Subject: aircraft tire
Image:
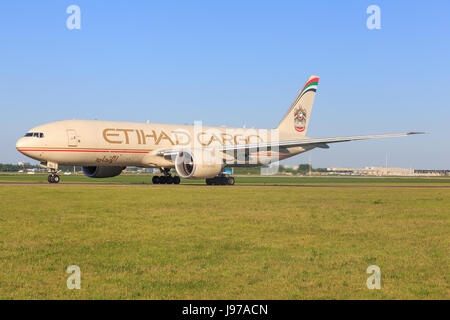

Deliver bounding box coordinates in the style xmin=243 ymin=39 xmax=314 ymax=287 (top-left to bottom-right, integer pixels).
xmin=173 ymin=176 xmax=181 ymax=184
xmin=159 ymin=176 xmax=167 ymax=184
xmin=166 ymin=176 xmax=174 ymax=184
xmin=53 ymin=175 xmax=60 ymax=183
xmin=152 ymin=176 xmax=160 ymax=184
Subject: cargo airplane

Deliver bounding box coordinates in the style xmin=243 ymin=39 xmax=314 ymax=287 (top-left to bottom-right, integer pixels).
xmin=16 ymin=76 xmax=422 ymax=184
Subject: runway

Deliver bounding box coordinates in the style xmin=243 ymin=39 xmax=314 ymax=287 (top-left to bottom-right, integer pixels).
xmin=1 ymin=182 xmax=450 ymax=188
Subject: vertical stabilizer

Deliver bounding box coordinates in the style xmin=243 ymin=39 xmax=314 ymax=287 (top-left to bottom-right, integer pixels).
xmin=276 ymin=75 xmax=319 ymax=136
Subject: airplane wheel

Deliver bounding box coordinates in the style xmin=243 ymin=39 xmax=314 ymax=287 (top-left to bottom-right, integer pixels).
xmin=53 ymin=175 xmax=60 ymax=183
xmin=173 ymin=176 xmax=181 ymax=185
xmin=48 ymin=175 xmax=53 ymax=183
xmin=166 ymin=176 xmax=174 ymax=184
xmin=152 ymin=176 xmax=160 ymax=184
xmin=159 ymin=176 xmax=167 ymax=184
xmin=206 ymin=177 xmax=232 ymax=185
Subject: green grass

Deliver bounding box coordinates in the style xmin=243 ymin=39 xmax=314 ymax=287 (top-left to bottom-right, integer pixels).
xmin=2 ymin=173 xmax=450 ymax=186
xmin=0 ymin=184 xmax=448 ymax=299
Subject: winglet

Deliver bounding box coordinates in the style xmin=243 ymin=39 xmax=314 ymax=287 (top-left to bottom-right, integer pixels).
xmin=407 ymin=131 xmax=427 ymax=135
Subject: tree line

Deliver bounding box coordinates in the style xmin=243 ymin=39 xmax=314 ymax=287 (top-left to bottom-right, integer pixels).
xmin=0 ymin=163 xmax=82 ymax=172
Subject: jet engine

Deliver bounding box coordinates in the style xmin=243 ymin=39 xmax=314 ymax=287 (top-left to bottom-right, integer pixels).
xmin=82 ymin=166 xmax=125 ymax=178
xmin=174 ymin=150 xmax=224 ymax=179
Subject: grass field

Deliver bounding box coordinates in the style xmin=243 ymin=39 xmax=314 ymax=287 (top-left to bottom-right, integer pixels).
xmin=2 ymin=173 xmax=450 ymax=186
xmin=0 ymin=178 xmax=449 ymax=299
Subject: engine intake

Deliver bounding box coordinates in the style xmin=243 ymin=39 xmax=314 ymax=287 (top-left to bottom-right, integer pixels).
xmin=82 ymin=166 xmax=125 ymax=178
xmin=174 ymin=150 xmax=223 ymax=179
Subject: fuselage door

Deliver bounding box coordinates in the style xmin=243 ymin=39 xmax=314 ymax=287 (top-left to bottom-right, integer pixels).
xmin=67 ymin=129 xmax=78 ymax=147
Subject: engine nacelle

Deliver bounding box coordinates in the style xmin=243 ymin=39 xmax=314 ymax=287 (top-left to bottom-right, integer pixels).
xmin=174 ymin=150 xmax=224 ymax=179
xmin=82 ymin=166 xmax=125 ymax=178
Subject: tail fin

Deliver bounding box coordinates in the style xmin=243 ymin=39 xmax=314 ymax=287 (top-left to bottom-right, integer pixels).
xmin=276 ymin=75 xmax=319 ymax=136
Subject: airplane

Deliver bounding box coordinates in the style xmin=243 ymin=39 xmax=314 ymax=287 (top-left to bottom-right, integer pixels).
xmin=16 ymin=76 xmax=423 ymax=185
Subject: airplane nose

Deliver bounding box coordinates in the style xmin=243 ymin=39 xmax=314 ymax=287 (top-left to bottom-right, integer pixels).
xmin=16 ymin=137 xmax=27 ymax=152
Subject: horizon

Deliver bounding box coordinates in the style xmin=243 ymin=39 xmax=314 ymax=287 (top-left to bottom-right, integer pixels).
xmin=2 ymin=160 xmax=448 ymax=171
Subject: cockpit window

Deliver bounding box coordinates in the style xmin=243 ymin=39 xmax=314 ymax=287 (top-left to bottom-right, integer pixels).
xmin=24 ymin=132 xmax=44 ymax=138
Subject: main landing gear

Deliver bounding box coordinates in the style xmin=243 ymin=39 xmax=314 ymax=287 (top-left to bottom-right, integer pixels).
xmin=48 ymin=173 xmax=60 ymax=184
xmin=206 ymin=176 xmax=235 ymax=186
xmin=152 ymin=168 xmax=181 ymax=185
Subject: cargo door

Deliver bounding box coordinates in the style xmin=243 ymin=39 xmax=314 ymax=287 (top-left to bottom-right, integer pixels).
xmin=67 ymin=129 xmax=78 ymax=147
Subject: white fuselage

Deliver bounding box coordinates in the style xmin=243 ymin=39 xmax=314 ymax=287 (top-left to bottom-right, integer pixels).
xmin=16 ymin=120 xmax=309 ymax=168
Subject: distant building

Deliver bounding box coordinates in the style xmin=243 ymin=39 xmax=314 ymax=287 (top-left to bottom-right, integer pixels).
xmin=414 ymin=169 xmax=450 ymax=176
xmin=325 ymin=166 xmax=449 ymax=176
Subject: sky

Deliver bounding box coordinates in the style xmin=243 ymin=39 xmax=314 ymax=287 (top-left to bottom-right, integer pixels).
xmin=0 ymin=1 xmax=449 ymax=169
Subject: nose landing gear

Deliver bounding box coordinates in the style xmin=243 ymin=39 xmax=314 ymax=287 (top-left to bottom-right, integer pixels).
xmin=48 ymin=173 xmax=60 ymax=184
xmin=43 ymin=162 xmax=61 ymax=184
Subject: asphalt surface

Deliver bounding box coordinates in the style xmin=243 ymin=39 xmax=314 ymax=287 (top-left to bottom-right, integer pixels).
xmin=1 ymin=182 xmax=450 ymax=188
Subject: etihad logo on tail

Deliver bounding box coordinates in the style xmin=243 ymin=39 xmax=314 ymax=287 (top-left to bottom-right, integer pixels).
xmin=294 ymin=106 xmax=307 ymax=132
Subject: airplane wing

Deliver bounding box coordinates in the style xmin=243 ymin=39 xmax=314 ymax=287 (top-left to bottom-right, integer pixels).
xmin=218 ymin=132 xmax=424 ymax=152
xmin=155 ymin=132 xmax=424 ymax=159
